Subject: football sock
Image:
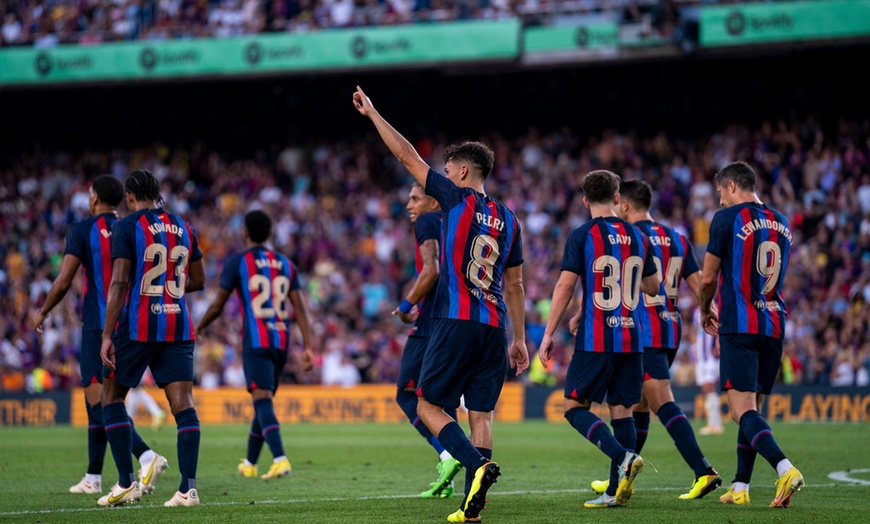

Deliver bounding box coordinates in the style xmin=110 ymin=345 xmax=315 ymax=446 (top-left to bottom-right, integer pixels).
xmin=633 ymin=410 xmax=650 ymax=454
xmin=85 ymin=400 xmax=107 ymax=475
xmin=740 ymin=410 xmax=786 ymax=470
xmin=138 ymin=449 xmax=156 ymax=466
xmin=732 ymin=481 xmax=749 ymax=493
xmin=437 ymin=422 xmax=487 ymax=472
xmin=775 ymin=459 xmax=795 ymax=477
xmin=396 ymin=389 xmax=446 ymax=456
xmin=565 ymin=407 xmax=625 ymax=461
xmin=103 ymin=402 xmax=135 ymax=488
xmin=246 ymin=416 xmax=265 ymax=465
xmin=658 ymin=401 xmax=712 ymax=477
xmin=174 ymin=408 xmax=200 ymax=493
xmin=734 ymin=428 xmax=757 ymax=484
xmin=254 ymin=398 xmax=285 ymax=459
xmin=130 ymin=418 xmax=150 ymax=460
xmin=608 ymin=417 xmax=636 ymax=496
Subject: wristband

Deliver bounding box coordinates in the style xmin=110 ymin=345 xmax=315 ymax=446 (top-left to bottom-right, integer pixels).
xmin=398 ymin=300 xmax=414 ymax=314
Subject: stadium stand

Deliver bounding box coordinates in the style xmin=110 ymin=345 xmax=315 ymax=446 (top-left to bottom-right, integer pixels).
xmin=2 ymin=115 xmax=869 ymax=392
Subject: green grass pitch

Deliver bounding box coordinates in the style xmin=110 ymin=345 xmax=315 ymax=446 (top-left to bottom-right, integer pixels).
xmin=1 ymin=420 xmax=867 ymax=523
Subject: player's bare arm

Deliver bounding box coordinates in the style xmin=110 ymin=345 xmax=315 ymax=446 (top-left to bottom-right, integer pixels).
xmin=352 ymin=86 xmax=430 ymax=186
xmin=685 ymin=271 xmax=718 ymax=317
xmin=289 ymin=289 xmax=315 ymax=372
xmin=640 ymin=271 xmax=661 ymax=297
xmin=393 ymin=238 xmax=440 ymax=324
xmin=504 ymin=264 xmax=529 ymax=375
xmin=195 ymin=288 xmax=232 ymax=336
xmin=539 ymin=270 xmax=577 ymax=367
xmin=699 ymin=252 xmax=722 ymax=336
xmin=187 ymin=258 xmax=206 ymax=292
xmin=30 ymin=253 xmax=81 ymax=333
xmin=100 ymin=257 xmax=132 ymax=370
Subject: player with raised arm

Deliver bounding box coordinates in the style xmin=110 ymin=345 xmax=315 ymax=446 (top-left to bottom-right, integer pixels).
xmin=98 ymin=169 xmax=206 ymax=507
xmin=539 ymin=170 xmax=660 ymax=509
xmin=30 ymin=175 xmax=168 ymax=498
xmin=354 ymin=86 xmax=528 ymax=524
xmin=586 ymin=179 xmax=721 ymax=500
xmin=196 ymin=210 xmax=314 ymax=480
xmin=699 ymin=161 xmax=804 ymax=508
xmin=393 ymin=183 xmax=462 ymax=499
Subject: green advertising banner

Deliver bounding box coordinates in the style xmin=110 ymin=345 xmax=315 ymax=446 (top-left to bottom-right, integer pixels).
xmin=700 ymin=0 xmax=870 ymax=47
xmin=0 ymin=20 xmax=519 ymax=85
xmin=524 ymin=22 xmax=618 ymax=53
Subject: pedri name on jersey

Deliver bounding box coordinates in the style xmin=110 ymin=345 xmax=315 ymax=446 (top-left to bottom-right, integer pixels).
xmin=736 ymin=217 xmax=794 ymax=245
xmin=475 ymin=212 xmax=505 ymax=232
xmin=148 ymin=221 xmax=185 ymax=238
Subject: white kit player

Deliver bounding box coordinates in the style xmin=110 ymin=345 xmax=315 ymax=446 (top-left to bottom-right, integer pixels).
xmin=693 ymin=308 xmax=723 ymax=435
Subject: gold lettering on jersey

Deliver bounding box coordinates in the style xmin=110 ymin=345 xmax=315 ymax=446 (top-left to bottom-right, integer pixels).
xmin=475 ymin=212 xmax=505 ymax=232
xmin=608 ymin=234 xmax=631 ymax=245
xmin=148 ymin=222 xmax=184 ymax=237
xmin=649 ymin=235 xmax=671 ymax=246
xmin=736 ymin=218 xmax=794 ymax=244
xmin=256 ymin=259 xmax=284 ymax=270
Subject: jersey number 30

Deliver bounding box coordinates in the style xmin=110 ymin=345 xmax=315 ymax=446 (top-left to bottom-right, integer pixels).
xmin=593 ymin=255 xmax=643 ymax=311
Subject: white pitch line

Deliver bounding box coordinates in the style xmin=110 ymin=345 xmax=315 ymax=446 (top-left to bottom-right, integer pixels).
xmin=0 ymin=483 xmax=848 ymax=517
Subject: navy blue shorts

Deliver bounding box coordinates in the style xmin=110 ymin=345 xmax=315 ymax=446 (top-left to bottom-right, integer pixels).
xmin=397 ymin=336 xmax=428 ymax=390
xmin=417 ymin=319 xmax=507 ymax=412
xmin=642 ymin=347 xmax=676 ymax=381
xmin=80 ymin=330 xmax=104 ymax=387
xmin=564 ymin=351 xmax=643 ymax=407
xmin=243 ymin=347 xmax=287 ymax=393
xmin=104 ymin=336 xmax=194 ymax=389
xmin=719 ymin=333 xmax=783 ymax=395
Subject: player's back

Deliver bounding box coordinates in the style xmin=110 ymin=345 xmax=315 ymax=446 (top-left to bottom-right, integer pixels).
xmin=412 ymin=211 xmax=442 ymax=337
xmin=112 ymin=208 xmax=201 ymax=342
xmin=223 ymin=246 xmax=298 ymax=351
xmin=563 ymin=216 xmax=653 ymax=353
xmin=65 ymin=213 xmax=118 ymax=330
xmin=425 ymin=171 xmax=523 ymax=330
xmin=634 ymin=220 xmax=700 ymax=350
xmin=707 ymin=202 xmax=793 ymax=338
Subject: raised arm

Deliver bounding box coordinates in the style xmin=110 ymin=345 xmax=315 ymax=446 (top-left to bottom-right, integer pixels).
xmin=353 ymin=86 xmax=431 ymax=186
xmin=393 ymin=238 xmax=440 ymax=323
xmin=31 ymin=254 xmax=81 ymax=333
xmin=504 ymin=264 xmax=529 ymax=376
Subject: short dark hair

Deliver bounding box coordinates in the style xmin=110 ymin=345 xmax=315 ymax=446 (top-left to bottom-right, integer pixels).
xmin=581 ymin=170 xmax=621 ymax=204
xmin=125 ymin=169 xmax=164 ymax=205
xmin=245 ymin=210 xmax=272 ymax=243
xmin=92 ymin=175 xmax=124 ymax=207
xmin=715 ymin=161 xmax=757 ymax=192
xmin=619 ymin=179 xmax=652 ymax=211
xmin=444 ymin=141 xmax=494 ymax=180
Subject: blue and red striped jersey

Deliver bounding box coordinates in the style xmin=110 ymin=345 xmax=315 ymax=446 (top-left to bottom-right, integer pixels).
xmin=425 ymin=170 xmax=523 ymax=330
xmin=561 ymin=217 xmax=657 ymax=353
xmin=219 ymin=246 xmax=301 ymax=351
xmin=707 ymin=202 xmax=792 ymax=338
xmin=634 ymin=220 xmax=700 ymax=350
xmin=64 ymin=213 xmax=117 ymax=331
xmin=410 ymin=211 xmax=441 ymax=338
xmin=111 ymin=208 xmax=203 ymax=342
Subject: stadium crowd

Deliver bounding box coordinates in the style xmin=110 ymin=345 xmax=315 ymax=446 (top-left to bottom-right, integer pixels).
xmin=2 ymin=113 xmax=870 ymax=393
xmin=0 ymin=0 xmax=693 ymax=47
